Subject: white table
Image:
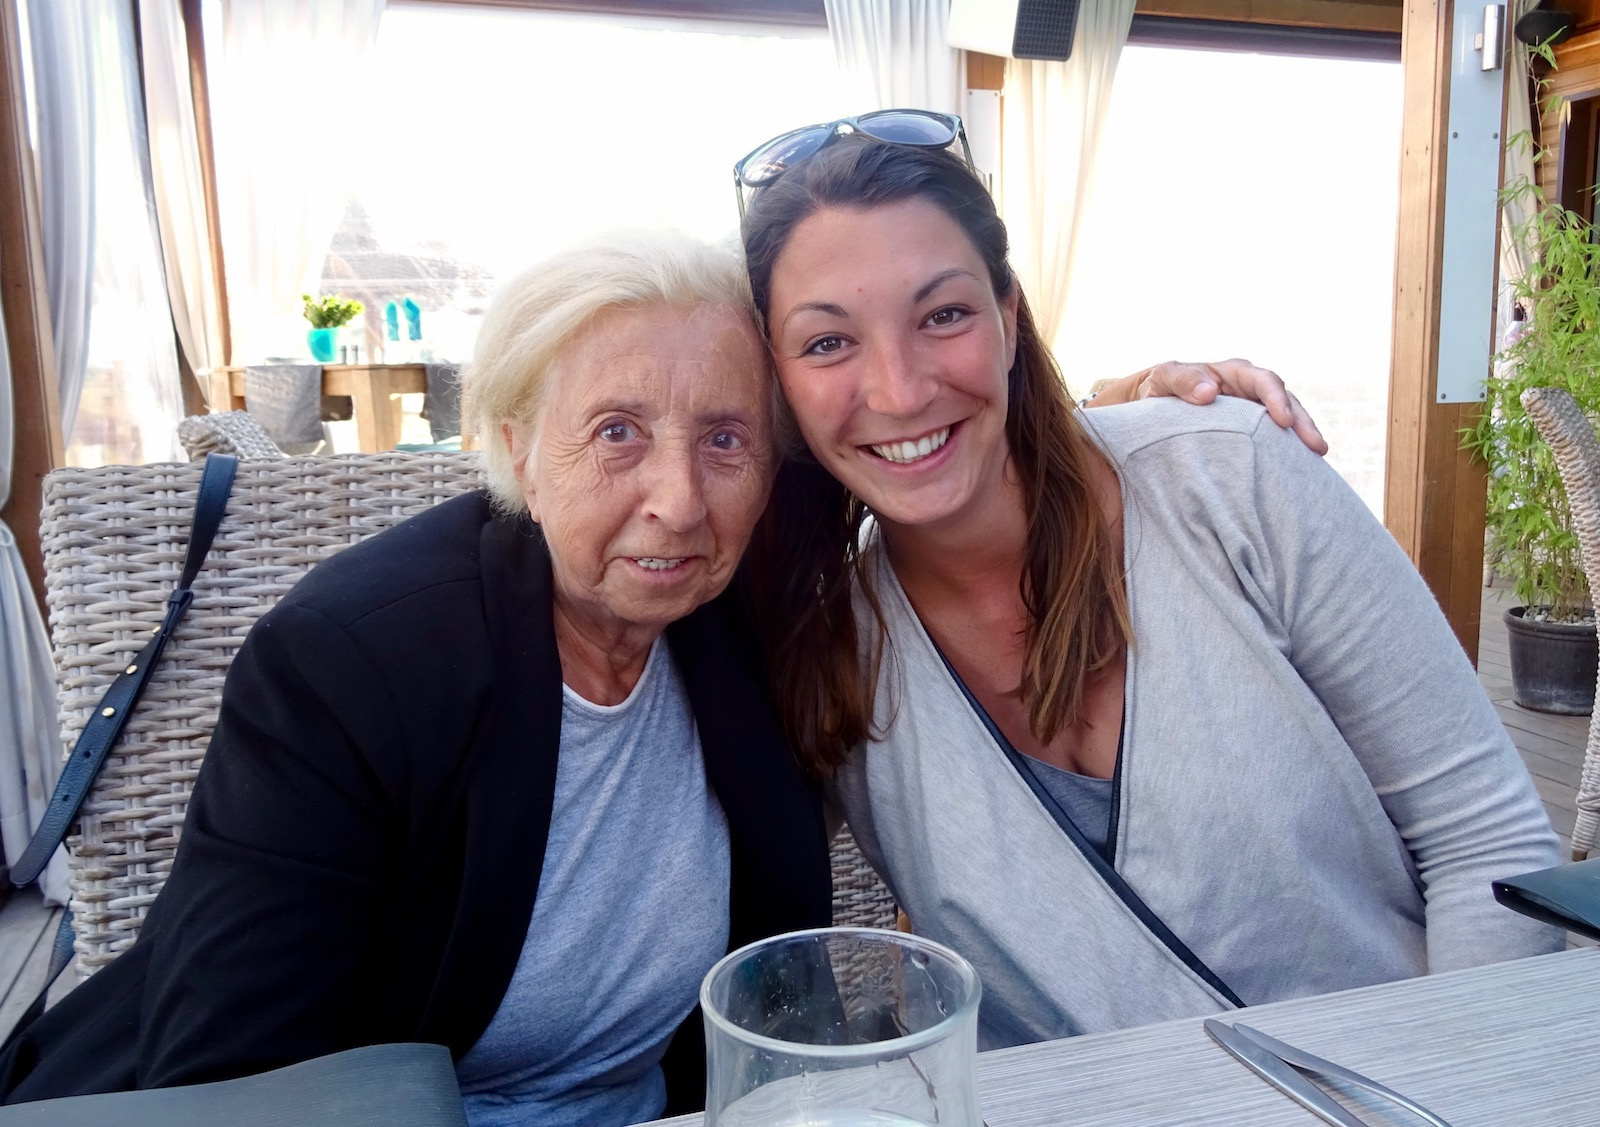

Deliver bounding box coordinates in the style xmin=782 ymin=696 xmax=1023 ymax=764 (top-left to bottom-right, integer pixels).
xmin=650 ymin=947 xmax=1600 ymax=1125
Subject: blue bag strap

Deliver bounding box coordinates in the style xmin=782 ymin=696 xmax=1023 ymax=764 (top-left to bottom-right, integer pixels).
xmin=11 ymin=453 xmax=238 ymax=887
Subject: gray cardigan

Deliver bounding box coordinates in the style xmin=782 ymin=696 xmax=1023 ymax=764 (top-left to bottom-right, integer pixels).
xmin=832 ymin=398 xmax=1562 ymax=1050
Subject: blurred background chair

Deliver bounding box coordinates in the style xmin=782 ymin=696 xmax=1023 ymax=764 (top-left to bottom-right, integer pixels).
xmin=175 ymin=411 xmax=285 ymax=461
xmin=1521 ymin=386 xmax=1600 ymax=860
xmin=37 ymin=452 xmax=894 ymax=977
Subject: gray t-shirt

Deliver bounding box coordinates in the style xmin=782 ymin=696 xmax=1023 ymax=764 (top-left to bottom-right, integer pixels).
xmin=456 ymin=639 xmax=731 ymax=1127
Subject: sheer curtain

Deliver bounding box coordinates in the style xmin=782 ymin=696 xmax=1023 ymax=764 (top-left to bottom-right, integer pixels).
xmin=823 ymin=0 xmax=963 ymax=114
xmin=0 ymin=250 xmax=69 ymax=906
xmin=25 ymin=0 xmax=95 ymax=441
xmin=999 ymin=0 xmax=1135 ymax=348
xmin=140 ymin=0 xmax=224 ymax=394
xmin=209 ymin=0 xmax=385 ymax=364
xmin=1497 ymin=4 xmax=1540 ymax=344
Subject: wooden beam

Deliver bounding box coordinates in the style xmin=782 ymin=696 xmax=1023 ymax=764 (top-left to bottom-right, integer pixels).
xmin=966 ymin=52 xmax=1006 ymax=91
xmin=181 ymin=0 xmax=230 ymax=374
xmin=1135 ymin=0 xmax=1402 ymax=33
xmin=1384 ymin=0 xmax=1487 ymax=663
xmin=0 ymin=0 xmax=62 ymax=617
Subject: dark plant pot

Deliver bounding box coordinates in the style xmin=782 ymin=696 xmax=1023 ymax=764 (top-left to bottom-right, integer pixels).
xmin=1504 ymin=606 xmax=1597 ymax=715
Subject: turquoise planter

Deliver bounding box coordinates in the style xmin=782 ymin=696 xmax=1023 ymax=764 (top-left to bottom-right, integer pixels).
xmin=307 ymin=327 xmax=339 ymax=362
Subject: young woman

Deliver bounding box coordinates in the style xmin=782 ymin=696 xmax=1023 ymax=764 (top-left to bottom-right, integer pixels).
xmin=739 ymin=120 xmax=1563 ymax=1050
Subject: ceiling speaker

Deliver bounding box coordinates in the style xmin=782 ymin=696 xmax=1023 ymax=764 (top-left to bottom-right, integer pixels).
xmin=948 ymin=0 xmax=1081 ymax=62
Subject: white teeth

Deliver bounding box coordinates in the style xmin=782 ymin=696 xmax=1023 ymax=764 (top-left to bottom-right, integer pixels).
xmin=870 ymin=427 xmax=950 ymax=465
xmin=633 ymin=558 xmax=686 ymax=570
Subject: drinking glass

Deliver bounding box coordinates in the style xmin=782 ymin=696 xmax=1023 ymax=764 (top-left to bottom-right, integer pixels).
xmin=701 ymin=927 xmax=982 ymax=1127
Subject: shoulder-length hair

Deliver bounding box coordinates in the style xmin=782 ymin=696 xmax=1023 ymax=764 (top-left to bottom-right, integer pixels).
xmin=740 ymin=138 xmax=1132 ymax=776
xmin=463 ymin=229 xmax=769 ymax=514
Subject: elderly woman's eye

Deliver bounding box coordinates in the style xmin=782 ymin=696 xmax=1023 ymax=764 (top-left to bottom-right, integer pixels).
xmin=710 ymin=430 xmax=745 ymax=452
xmin=598 ymin=421 xmax=637 ymax=443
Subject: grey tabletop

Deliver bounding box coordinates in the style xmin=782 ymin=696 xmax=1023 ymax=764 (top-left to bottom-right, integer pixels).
xmin=648 ymin=946 xmax=1600 ymax=1126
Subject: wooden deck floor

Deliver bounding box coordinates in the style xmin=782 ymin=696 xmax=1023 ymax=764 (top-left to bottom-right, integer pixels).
xmin=0 ymin=585 xmax=1587 ymax=1018
xmin=1477 ymin=584 xmax=1588 ymax=855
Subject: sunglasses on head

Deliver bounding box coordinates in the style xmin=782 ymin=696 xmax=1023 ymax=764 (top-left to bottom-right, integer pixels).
xmin=733 ymin=109 xmax=974 ymax=219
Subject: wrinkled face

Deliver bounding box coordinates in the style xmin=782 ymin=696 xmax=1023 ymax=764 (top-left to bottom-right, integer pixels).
xmin=507 ymin=304 xmax=773 ymax=640
xmin=765 ymin=198 xmax=1019 ymax=534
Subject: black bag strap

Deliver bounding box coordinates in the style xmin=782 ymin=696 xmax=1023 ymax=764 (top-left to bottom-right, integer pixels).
xmin=12 ymin=452 xmax=238 ymax=887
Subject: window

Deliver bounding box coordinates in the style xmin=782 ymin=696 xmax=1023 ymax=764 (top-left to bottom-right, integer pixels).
xmin=317 ymin=3 xmax=851 ymax=364
xmin=1057 ymin=45 xmax=1403 ymax=517
xmin=1557 ymin=90 xmax=1600 ymax=224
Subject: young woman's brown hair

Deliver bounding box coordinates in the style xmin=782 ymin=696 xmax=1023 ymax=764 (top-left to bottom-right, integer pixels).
xmin=740 ymin=138 xmax=1131 ymax=775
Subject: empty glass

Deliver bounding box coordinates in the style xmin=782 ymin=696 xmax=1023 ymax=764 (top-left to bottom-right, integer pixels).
xmin=701 ymin=927 xmax=982 ymax=1127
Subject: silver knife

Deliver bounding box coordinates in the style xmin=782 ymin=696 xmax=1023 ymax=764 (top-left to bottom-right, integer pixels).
xmin=1232 ymin=1023 xmax=1455 ymax=1127
xmin=1203 ymin=1018 xmax=1369 ymax=1127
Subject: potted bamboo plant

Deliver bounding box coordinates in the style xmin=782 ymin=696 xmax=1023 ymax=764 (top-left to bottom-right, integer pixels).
xmin=301 ymin=293 xmax=364 ymax=363
xmin=1466 ymin=129 xmax=1600 ymax=713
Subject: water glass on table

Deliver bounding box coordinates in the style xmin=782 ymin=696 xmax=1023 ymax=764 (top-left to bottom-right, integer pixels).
xmin=700 ymin=927 xmax=982 ymax=1127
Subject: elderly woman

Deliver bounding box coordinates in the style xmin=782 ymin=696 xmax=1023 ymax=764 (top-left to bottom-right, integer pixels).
xmin=0 ymin=231 xmax=832 ymax=1125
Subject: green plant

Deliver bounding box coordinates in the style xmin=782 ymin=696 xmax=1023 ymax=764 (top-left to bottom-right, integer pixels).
xmin=1465 ymin=111 xmax=1600 ymax=622
xmin=300 ymin=293 xmax=364 ymax=329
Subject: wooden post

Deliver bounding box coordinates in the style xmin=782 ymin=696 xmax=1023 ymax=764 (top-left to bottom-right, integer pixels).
xmin=0 ymin=0 xmax=63 ymax=616
xmin=966 ymin=51 xmax=1006 ymax=91
xmin=181 ymin=0 xmax=231 ymax=374
xmin=1385 ymin=0 xmax=1488 ymax=664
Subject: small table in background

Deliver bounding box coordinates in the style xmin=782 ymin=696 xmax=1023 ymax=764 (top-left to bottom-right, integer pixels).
xmin=216 ymin=364 xmax=427 ymax=453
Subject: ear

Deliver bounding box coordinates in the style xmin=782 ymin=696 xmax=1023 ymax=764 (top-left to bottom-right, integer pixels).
xmin=502 ymin=422 xmax=541 ymax=522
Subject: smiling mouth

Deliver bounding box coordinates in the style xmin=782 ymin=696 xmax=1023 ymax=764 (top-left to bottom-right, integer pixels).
xmin=867 ymin=426 xmax=952 ymax=465
xmin=632 ymin=557 xmax=688 ymax=571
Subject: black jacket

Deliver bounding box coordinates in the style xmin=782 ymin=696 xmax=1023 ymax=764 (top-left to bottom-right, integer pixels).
xmin=0 ymin=491 xmax=832 ymax=1112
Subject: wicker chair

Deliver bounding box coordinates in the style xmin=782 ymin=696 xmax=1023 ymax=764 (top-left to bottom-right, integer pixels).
xmin=175 ymin=410 xmax=286 ymax=461
xmin=1521 ymin=387 xmax=1600 ymax=859
xmin=40 ymin=453 xmax=894 ymax=976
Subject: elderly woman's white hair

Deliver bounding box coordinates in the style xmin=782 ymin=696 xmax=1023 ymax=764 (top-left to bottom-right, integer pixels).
xmin=464 ymin=229 xmax=772 ymax=514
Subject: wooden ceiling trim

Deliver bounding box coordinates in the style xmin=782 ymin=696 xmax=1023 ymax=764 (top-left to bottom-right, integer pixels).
xmin=1134 ymin=0 xmax=1402 ymax=34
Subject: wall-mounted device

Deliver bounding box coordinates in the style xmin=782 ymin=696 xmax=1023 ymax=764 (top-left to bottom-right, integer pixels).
xmin=947 ymin=0 xmax=1081 ymax=61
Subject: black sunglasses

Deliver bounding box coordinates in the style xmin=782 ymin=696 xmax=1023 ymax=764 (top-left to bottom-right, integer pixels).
xmin=733 ymin=109 xmax=974 ymax=218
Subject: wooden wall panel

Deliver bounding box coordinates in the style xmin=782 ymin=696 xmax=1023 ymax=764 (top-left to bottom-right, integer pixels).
xmin=1135 ymin=0 xmax=1402 ymax=32
xmin=1537 ymin=32 xmax=1600 ymax=205
xmin=966 ymin=52 xmax=1006 ymax=91
xmin=1385 ymin=0 xmax=1487 ymax=662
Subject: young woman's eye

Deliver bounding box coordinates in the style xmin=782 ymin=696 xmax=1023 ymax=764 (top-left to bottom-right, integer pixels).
xmin=598 ymin=420 xmax=637 ymax=443
xmin=710 ymin=429 xmax=745 ymax=451
xmin=927 ymin=306 xmax=967 ymax=327
xmin=803 ymin=334 xmax=847 ymax=357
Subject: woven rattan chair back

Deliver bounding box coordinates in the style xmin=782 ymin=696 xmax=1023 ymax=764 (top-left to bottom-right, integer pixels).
xmin=175 ymin=411 xmax=286 ymax=461
xmin=1521 ymin=387 xmax=1600 ymax=859
xmin=41 ymin=452 xmax=894 ymax=974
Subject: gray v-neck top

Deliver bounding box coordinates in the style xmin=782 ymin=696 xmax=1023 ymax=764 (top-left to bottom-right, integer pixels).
xmin=1020 ymin=757 xmax=1114 ymax=857
xmin=830 ymin=397 xmax=1562 ymax=1049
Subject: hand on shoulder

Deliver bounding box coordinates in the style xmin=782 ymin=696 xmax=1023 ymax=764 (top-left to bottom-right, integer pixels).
xmin=1086 ymin=358 xmax=1329 ymax=456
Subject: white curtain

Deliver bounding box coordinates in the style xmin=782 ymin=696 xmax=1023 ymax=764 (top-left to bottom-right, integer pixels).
xmin=1497 ymin=2 xmax=1540 ymax=346
xmin=823 ymin=0 xmax=964 ymax=115
xmin=26 ymin=0 xmax=96 ymax=441
xmin=0 ymin=247 xmax=70 ymax=906
xmin=210 ymin=0 xmax=385 ymax=364
xmin=999 ymin=0 xmax=1135 ymax=348
xmin=139 ymin=0 xmax=224 ymax=396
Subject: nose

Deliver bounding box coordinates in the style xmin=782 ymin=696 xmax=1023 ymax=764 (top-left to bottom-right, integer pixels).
xmin=641 ymin=441 xmax=707 ymax=533
xmin=863 ymin=335 xmax=936 ymax=418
